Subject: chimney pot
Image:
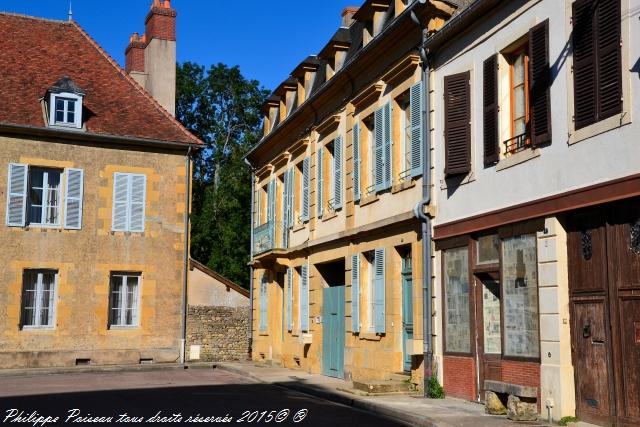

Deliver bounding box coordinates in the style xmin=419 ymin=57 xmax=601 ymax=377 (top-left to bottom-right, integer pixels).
xmin=341 ymin=6 xmax=359 ymax=27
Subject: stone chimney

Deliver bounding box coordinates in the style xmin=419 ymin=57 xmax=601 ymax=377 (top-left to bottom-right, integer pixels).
xmin=125 ymin=0 xmax=176 ymax=116
xmin=341 ymin=6 xmax=359 ymax=27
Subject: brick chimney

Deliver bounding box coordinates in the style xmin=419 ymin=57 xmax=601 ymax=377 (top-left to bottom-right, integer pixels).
xmin=125 ymin=0 xmax=176 ymax=116
xmin=341 ymin=6 xmax=359 ymax=27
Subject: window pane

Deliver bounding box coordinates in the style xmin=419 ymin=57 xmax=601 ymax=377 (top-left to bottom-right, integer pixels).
xmin=514 ymin=86 xmax=525 ymax=119
xmin=67 ymin=100 xmax=75 ymax=113
xmin=55 ymin=98 xmax=65 ymax=112
xmin=513 ymin=53 xmax=525 ymax=85
xmin=482 ymin=280 xmax=501 ymax=354
xmin=30 ymin=169 xmax=44 ymax=188
xmin=476 ymin=234 xmax=499 ymax=265
xmin=22 ymin=273 xmax=38 ymax=326
xmin=110 ymin=276 xmax=124 ymax=325
xmin=40 ymin=273 xmax=55 ymax=326
xmin=67 ymin=110 xmax=75 ymax=124
xmin=55 ymin=110 xmax=65 ymax=123
xmin=502 ymin=234 xmax=539 ymax=358
xmin=444 ymin=247 xmax=470 ymax=353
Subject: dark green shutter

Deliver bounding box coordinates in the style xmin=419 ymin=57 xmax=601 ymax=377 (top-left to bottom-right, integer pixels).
xmin=529 ymin=20 xmax=552 ymax=146
xmin=483 ymin=55 xmax=499 ymax=165
xmin=444 ymin=71 xmax=471 ymax=176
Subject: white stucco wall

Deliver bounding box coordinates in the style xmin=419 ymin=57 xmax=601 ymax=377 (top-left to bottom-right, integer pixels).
xmin=432 ymin=0 xmax=639 ymax=227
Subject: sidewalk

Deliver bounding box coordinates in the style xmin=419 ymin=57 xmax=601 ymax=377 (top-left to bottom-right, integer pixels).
xmin=215 ymin=361 xmax=549 ymax=427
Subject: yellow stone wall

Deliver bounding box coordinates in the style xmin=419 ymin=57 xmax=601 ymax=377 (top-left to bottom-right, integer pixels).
xmin=0 ymin=135 xmax=187 ymax=368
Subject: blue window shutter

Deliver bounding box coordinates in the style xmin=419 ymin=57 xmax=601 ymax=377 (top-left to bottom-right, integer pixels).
xmin=351 ymin=254 xmax=360 ymax=333
xmin=288 ymin=168 xmax=294 ymax=228
xmin=259 ymin=275 xmax=268 ymax=332
xmin=410 ymin=81 xmax=424 ymax=178
xmin=129 ymin=174 xmax=146 ymax=232
xmin=6 ymin=163 xmax=28 ymax=227
xmin=300 ymin=264 xmax=309 ymax=332
xmin=352 ymin=123 xmax=361 ymax=202
xmin=287 ymin=267 xmax=293 ymax=332
xmin=383 ymin=103 xmax=392 ymax=189
xmin=267 ymin=179 xmax=275 ymax=223
xmin=374 ymin=248 xmax=386 ymax=334
xmin=282 ymin=171 xmax=289 ymax=247
xmin=374 ymin=108 xmax=384 ymax=193
xmin=333 ymin=136 xmax=343 ymax=210
xmin=301 ymin=157 xmax=310 ymax=222
xmin=112 ymin=173 xmax=129 ymax=231
xmin=64 ymin=168 xmax=84 ymax=230
xmin=316 ymin=148 xmax=323 ymax=218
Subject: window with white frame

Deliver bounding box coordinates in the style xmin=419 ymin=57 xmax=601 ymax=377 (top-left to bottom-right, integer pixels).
xmin=6 ymin=164 xmax=84 ymax=229
xmin=364 ymin=251 xmax=375 ymax=331
xmin=49 ymin=93 xmax=83 ymax=129
xmin=112 ymin=173 xmax=146 ymax=232
xmin=28 ymin=168 xmax=61 ymax=226
xmin=108 ymin=273 xmax=141 ymax=327
xmin=398 ymin=91 xmax=412 ymax=179
xmin=21 ymin=270 xmax=57 ymax=328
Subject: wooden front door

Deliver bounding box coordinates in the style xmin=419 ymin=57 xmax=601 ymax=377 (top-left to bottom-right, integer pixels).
xmin=568 ymin=198 xmax=640 ymax=427
xmin=322 ymin=285 xmax=345 ymax=379
xmin=474 ymin=274 xmax=502 ymax=400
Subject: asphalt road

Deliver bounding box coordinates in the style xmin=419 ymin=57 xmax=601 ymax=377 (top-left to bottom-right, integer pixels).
xmin=0 ymin=368 xmax=407 ymax=427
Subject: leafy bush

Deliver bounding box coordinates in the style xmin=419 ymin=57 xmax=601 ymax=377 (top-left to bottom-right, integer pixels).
xmin=427 ymin=375 xmax=445 ymax=399
xmin=558 ymin=416 xmax=579 ymax=426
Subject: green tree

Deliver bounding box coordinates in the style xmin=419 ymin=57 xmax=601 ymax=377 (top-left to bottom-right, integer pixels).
xmin=176 ymin=62 xmax=268 ymax=288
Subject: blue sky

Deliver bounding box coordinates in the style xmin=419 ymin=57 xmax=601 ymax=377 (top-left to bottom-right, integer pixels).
xmin=1 ymin=0 xmax=351 ymax=91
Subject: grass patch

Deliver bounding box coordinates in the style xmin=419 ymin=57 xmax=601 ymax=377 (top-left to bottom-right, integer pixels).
xmin=558 ymin=416 xmax=579 ymax=426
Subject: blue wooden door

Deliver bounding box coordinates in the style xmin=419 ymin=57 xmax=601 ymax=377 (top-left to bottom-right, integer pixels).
xmin=402 ymin=254 xmax=414 ymax=372
xmin=322 ymin=286 xmax=345 ymax=378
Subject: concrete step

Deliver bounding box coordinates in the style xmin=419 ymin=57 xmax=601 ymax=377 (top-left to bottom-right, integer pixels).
xmin=352 ymin=379 xmax=414 ymax=394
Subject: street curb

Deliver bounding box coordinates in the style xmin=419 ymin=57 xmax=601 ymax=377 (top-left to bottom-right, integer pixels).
xmin=214 ymin=364 xmax=436 ymax=427
xmin=0 ymin=362 xmax=217 ymax=378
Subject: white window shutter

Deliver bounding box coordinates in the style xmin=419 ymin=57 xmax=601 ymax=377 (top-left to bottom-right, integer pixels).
xmin=282 ymin=172 xmax=289 ymax=247
xmin=383 ymin=103 xmax=392 ymax=189
xmin=287 ymin=168 xmax=294 ymax=229
xmin=374 ymin=108 xmax=385 ymax=193
xmin=301 ymin=157 xmax=310 ymax=222
xmin=352 ymin=123 xmax=361 ymax=202
xmin=410 ymin=81 xmax=424 ymax=178
xmin=333 ymin=136 xmax=343 ymax=210
xmin=64 ymin=168 xmax=84 ymax=230
xmin=351 ymin=254 xmax=360 ymax=333
xmin=300 ymin=264 xmax=309 ymax=332
xmin=316 ymin=148 xmax=324 ymax=218
xmin=287 ymin=267 xmax=293 ymax=332
xmin=374 ymin=248 xmax=386 ymax=334
xmin=112 ymin=173 xmax=129 ymax=231
xmin=129 ymin=174 xmax=146 ymax=232
xmin=6 ymin=163 xmax=28 ymax=227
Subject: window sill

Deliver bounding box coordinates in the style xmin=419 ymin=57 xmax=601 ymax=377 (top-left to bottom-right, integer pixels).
xmin=258 ymin=332 xmax=269 ymax=336
xmin=358 ymin=194 xmax=379 ymax=207
xmin=495 ymin=148 xmax=540 ymax=172
xmin=391 ymin=179 xmax=415 ymax=194
xmin=358 ymin=332 xmax=382 ymax=341
xmin=292 ymin=222 xmax=306 ymax=233
xmin=322 ymin=211 xmax=338 ymax=222
xmin=440 ymin=172 xmax=475 ymax=190
xmin=108 ymin=325 xmax=140 ymax=331
xmin=569 ymin=112 xmax=632 ymax=146
xmin=21 ymin=326 xmax=55 ymax=331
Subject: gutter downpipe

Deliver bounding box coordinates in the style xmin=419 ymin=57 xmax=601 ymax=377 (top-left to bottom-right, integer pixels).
xmin=180 ymin=146 xmax=192 ymax=364
xmin=244 ymin=158 xmax=255 ymax=359
xmin=411 ymin=13 xmax=433 ymax=395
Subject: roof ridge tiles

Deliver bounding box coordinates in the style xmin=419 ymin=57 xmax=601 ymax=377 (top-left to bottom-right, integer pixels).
xmin=69 ymin=20 xmax=202 ymax=145
xmin=0 ymin=11 xmax=68 ymax=24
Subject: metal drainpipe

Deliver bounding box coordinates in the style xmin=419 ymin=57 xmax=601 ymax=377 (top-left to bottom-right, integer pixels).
xmin=180 ymin=146 xmax=192 ymax=364
xmin=412 ymin=38 xmax=433 ymax=396
xmin=245 ymin=158 xmax=255 ymax=358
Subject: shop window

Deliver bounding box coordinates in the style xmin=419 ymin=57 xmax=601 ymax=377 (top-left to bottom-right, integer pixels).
xmin=502 ymin=234 xmax=540 ymax=358
xmin=443 ymin=247 xmax=471 ymax=353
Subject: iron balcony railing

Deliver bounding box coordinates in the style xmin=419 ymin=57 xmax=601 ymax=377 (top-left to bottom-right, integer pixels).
xmin=327 ymin=198 xmax=336 ymax=214
xmin=365 ymin=184 xmax=376 ymax=198
xmin=504 ymin=133 xmax=529 ymax=155
xmin=397 ymin=168 xmax=411 ymax=185
xmin=252 ymin=221 xmax=284 ymax=255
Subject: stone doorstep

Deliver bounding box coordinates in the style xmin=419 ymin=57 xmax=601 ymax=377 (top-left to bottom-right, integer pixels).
xmin=337 ymin=386 xmax=421 ymax=397
xmin=484 ymin=380 xmax=537 ymax=398
xmin=352 ymin=379 xmax=415 ymax=394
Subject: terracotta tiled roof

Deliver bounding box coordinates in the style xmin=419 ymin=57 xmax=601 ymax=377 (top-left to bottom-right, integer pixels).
xmin=0 ymin=13 xmax=202 ymax=146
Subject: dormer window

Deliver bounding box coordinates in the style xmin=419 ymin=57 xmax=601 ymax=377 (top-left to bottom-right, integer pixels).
xmin=51 ymin=94 xmax=81 ymax=128
xmin=46 ymin=76 xmax=85 ymax=130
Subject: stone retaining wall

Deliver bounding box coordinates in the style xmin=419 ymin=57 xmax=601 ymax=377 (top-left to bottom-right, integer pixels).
xmin=186 ymin=306 xmax=249 ymax=362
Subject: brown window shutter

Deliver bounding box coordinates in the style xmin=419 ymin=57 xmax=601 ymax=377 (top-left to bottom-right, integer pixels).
xmin=444 ymin=71 xmax=471 ymax=176
xmin=595 ymin=0 xmax=622 ymax=121
xmin=572 ymin=0 xmax=597 ymax=129
xmin=483 ymin=55 xmax=499 ymax=165
xmin=529 ymin=19 xmax=552 ymax=146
